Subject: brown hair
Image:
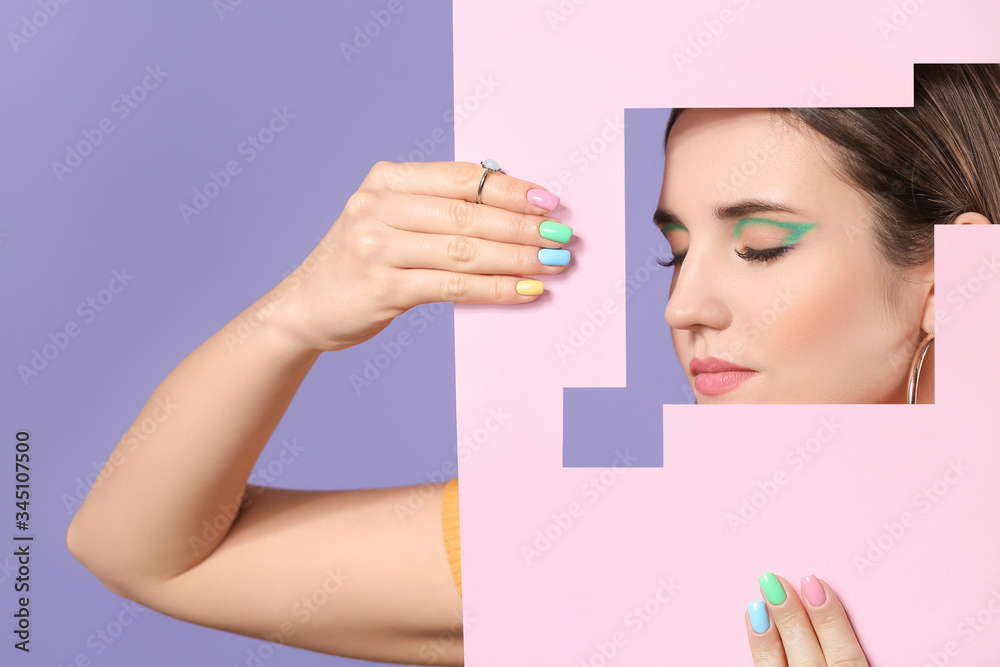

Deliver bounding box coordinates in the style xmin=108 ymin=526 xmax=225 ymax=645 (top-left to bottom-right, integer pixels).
xmin=663 ymin=64 xmax=1000 ymax=272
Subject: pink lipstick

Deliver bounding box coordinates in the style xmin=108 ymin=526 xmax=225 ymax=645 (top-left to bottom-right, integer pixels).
xmin=689 ymin=356 xmax=758 ymax=396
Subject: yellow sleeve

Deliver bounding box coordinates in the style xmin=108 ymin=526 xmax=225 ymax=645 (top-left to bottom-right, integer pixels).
xmin=441 ymin=476 xmax=461 ymax=597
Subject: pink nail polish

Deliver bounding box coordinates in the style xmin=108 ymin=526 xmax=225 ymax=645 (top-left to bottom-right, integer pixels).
xmin=801 ymin=575 xmax=826 ymax=607
xmin=527 ymin=188 xmax=559 ymax=210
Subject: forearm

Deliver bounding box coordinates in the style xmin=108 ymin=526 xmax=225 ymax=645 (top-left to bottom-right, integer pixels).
xmin=67 ymin=278 xmax=321 ymax=592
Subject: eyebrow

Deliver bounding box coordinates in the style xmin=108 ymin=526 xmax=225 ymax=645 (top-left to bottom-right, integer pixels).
xmin=652 ymin=198 xmax=809 ymax=229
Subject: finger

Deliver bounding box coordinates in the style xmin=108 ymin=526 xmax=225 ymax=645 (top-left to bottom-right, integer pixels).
xmin=370 ymin=160 xmax=561 ymax=214
xmin=390 ymin=267 xmax=547 ymax=307
xmin=799 ymin=575 xmax=869 ymax=666
xmin=382 ymin=227 xmax=570 ymax=276
xmin=758 ymin=572 xmax=826 ymax=665
xmin=373 ymin=189 xmax=572 ymax=249
xmin=745 ymin=601 xmax=787 ymax=667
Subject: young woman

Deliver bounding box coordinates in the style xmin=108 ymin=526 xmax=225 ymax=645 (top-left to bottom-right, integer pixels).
xmin=66 ymin=63 xmax=999 ymax=666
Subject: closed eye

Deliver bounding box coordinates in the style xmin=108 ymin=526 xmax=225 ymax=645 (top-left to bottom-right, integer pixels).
xmin=735 ymin=245 xmax=795 ymax=263
xmin=657 ymin=251 xmax=686 ymax=268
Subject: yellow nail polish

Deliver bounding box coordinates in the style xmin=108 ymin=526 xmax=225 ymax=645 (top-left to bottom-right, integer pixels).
xmin=516 ymin=280 xmax=544 ymax=296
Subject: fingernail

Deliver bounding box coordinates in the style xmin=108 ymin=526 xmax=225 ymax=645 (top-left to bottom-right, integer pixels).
xmin=538 ymin=248 xmax=570 ymax=266
xmin=516 ymin=280 xmax=544 ymax=296
xmin=527 ymin=188 xmax=560 ymax=210
xmin=758 ymin=572 xmax=786 ymax=605
xmin=539 ymin=220 xmax=573 ymax=243
xmin=748 ymin=600 xmax=769 ymax=634
xmin=801 ymin=575 xmax=826 ymax=607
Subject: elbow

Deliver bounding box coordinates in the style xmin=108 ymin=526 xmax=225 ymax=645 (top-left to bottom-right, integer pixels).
xmin=66 ymin=515 xmax=132 ymax=599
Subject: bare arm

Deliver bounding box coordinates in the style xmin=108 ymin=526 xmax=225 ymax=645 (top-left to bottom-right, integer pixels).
xmin=66 ymin=281 xmax=463 ymax=664
xmin=66 ymin=160 xmax=567 ymax=665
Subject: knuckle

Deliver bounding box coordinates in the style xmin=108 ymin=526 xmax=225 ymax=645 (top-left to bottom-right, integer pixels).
xmin=750 ymin=642 xmax=785 ymax=665
xmin=496 ymin=177 xmax=519 ymax=204
xmin=447 ymin=236 xmax=476 ymax=264
xmin=829 ymin=659 xmax=868 ymax=667
xmin=493 ymin=279 xmax=508 ymax=303
xmin=443 ymin=273 xmax=473 ymax=301
xmin=344 ymin=190 xmax=380 ymax=219
xmin=450 ymin=161 xmax=479 ymax=189
xmin=449 ymin=199 xmax=476 ymax=232
xmin=518 ymin=247 xmax=540 ymax=272
xmin=520 ymin=214 xmax=541 ymax=239
xmin=370 ymin=160 xmax=393 ymax=178
xmin=353 ymin=231 xmax=384 ymax=261
xmin=810 ymin=610 xmax=848 ymax=635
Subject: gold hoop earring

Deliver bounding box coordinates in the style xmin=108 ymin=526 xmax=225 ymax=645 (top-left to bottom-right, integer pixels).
xmin=906 ymin=330 xmax=935 ymax=404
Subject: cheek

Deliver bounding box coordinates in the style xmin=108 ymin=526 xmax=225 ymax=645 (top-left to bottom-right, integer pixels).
xmin=753 ymin=256 xmax=902 ymax=392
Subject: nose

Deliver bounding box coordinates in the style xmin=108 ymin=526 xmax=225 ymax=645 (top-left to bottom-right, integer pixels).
xmin=663 ymin=252 xmax=731 ymax=332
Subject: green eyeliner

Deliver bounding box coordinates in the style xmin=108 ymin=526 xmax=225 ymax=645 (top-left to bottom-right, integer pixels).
xmin=734 ymin=217 xmax=816 ymax=245
xmin=659 ymin=223 xmax=686 ymax=233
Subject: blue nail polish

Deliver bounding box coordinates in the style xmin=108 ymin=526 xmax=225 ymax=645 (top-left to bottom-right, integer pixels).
xmin=748 ymin=601 xmax=769 ymax=633
xmin=538 ymin=248 xmax=570 ymax=266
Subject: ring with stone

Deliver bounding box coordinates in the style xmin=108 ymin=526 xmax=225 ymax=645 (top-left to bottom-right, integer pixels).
xmin=477 ymin=159 xmax=501 ymax=205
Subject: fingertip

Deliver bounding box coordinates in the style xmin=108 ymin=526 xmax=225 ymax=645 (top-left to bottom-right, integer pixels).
xmin=757 ymin=571 xmax=787 ymax=606
xmin=514 ymin=279 xmax=544 ymax=297
xmin=800 ymin=574 xmax=828 ymax=608
xmin=747 ymin=599 xmax=770 ymax=634
xmin=526 ymin=188 xmax=560 ymax=211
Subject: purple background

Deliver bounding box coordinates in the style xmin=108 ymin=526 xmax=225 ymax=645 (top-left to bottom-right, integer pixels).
xmin=563 ymin=108 xmax=691 ymax=468
xmin=2 ymin=2 xmax=457 ymax=665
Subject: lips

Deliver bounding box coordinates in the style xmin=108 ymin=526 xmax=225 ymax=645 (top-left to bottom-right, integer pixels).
xmin=689 ymin=356 xmax=755 ymax=375
xmin=689 ymin=356 xmax=758 ymax=396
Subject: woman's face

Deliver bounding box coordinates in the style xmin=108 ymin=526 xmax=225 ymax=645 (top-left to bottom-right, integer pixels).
xmin=659 ymin=108 xmax=932 ymax=404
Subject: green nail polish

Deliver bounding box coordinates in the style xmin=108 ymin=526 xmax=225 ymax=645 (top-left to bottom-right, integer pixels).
xmin=539 ymin=220 xmax=573 ymax=244
xmin=758 ymin=572 xmax=786 ymax=605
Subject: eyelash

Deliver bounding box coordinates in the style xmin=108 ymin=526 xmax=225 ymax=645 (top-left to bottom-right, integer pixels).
xmin=734 ymin=245 xmax=794 ymax=263
xmin=657 ymin=252 xmax=686 ymax=268
xmin=656 ymin=245 xmax=794 ymax=268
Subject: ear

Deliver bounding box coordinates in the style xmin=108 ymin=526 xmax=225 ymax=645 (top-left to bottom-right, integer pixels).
xmin=921 ymin=281 xmax=935 ymax=334
xmin=952 ymin=211 xmax=992 ymax=225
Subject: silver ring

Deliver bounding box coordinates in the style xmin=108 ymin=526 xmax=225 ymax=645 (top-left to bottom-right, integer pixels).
xmin=477 ymin=159 xmax=501 ymax=204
